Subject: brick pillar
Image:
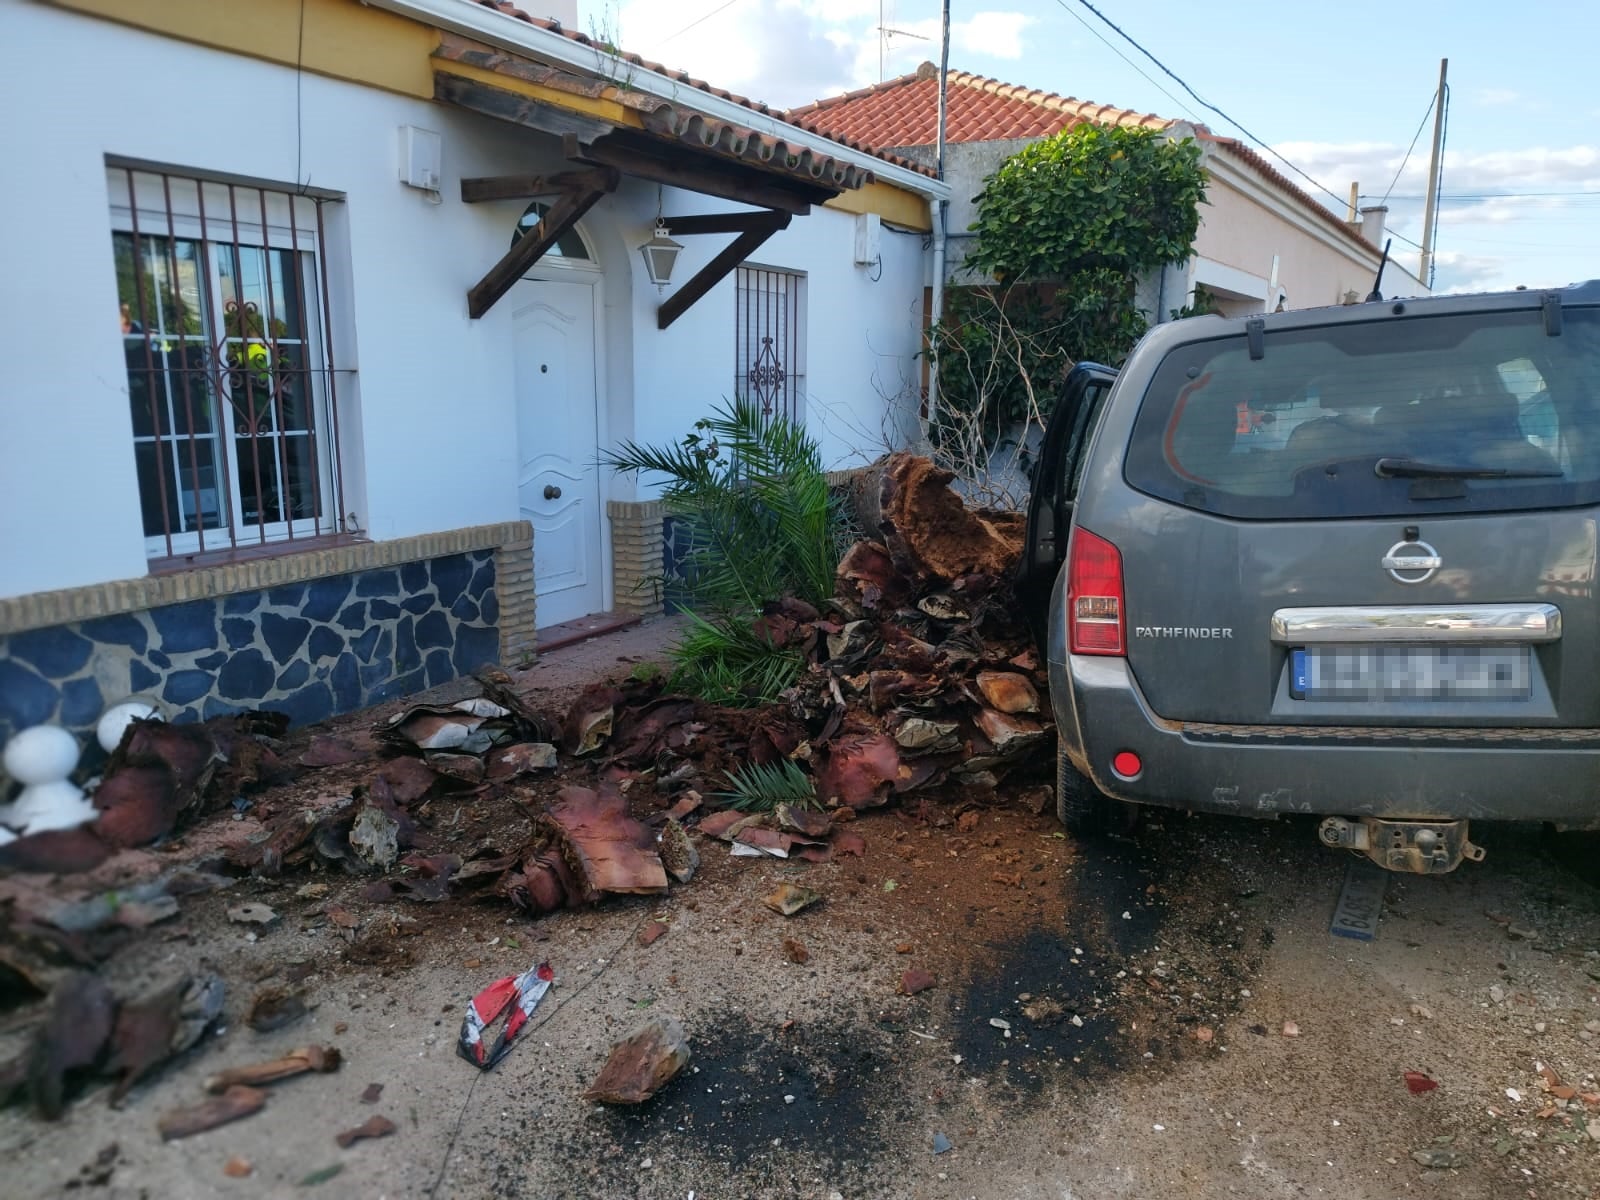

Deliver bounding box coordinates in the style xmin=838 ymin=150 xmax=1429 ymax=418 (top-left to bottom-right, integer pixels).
xmin=495 ymin=525 xmax=537 ymax=664
xmin=606 ymin=499 xmax=665 ymax=617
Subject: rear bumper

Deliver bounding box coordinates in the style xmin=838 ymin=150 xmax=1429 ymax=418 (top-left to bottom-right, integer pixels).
xmin=1050 ymin=654 xmax=1600 ymax=829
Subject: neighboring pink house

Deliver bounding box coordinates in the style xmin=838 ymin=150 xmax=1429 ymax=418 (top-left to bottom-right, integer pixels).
xmin=788 ymin=63 xmax=1430 ymax=316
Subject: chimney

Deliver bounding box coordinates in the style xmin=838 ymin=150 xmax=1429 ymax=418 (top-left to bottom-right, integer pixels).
xmin=1358 ymin=205 xmax=1388 ymax=248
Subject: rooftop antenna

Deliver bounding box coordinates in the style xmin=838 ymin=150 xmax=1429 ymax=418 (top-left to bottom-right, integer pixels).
xmin=877 ymin=0 xmax=929 ymax=81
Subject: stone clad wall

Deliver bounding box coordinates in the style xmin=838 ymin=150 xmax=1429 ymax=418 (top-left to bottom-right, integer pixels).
xmin=0 ymin=550 xmax=499 ymax=751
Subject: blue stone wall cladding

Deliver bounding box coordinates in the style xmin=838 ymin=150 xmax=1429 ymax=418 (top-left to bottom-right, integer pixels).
xmin=0 ymin=552 xmax=499 ymax=750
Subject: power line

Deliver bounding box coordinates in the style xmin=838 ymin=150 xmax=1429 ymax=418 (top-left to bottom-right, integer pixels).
xmin=1066 ymin=0 xmax=1349 ymax=208
xmin=1377 ymin=92 xmax=1436 ymax=207
xmin=1050 ymin=0 xmax=1202 ymax=125
xmin=1367 ymin=190 xmax=1600 ymax=201
xmin=660 ymin=0 xmax=742 ymax=45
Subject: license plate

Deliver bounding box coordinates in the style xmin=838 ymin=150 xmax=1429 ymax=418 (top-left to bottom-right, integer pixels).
xmin=1291 ymin=646 xmax=1532 ymax=701
xmin=1330 ymin=860 xmax=1387 ymax=941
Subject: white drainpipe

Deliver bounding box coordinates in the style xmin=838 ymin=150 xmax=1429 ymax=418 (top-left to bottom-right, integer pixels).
xmin=926 ymin=0 xmax=951 ymax=438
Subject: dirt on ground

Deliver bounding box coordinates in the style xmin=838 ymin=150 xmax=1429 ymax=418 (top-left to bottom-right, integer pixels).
xmin=3 ymin=619 xmax=1600 ymax=1200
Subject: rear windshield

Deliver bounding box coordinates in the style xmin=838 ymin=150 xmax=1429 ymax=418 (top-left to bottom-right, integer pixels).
xmin=1124 ymin=306 xmax=1600 ymax=519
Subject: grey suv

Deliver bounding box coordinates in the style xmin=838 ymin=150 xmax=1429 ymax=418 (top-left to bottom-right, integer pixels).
xmin=1019 ymin=280 xmax=1600 ymax=873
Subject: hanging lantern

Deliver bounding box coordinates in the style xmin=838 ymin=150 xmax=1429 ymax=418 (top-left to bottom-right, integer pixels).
xmin=637 ymin=218 xmax=683 ymax=290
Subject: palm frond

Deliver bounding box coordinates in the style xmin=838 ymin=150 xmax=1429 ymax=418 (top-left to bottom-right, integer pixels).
xmin=604 ymin=401 xmax=839 ymax=702
xmin=716 ymin=758 xmax=819 ymax=812
xmin=667 ymin=610 xmax=804 ymax=707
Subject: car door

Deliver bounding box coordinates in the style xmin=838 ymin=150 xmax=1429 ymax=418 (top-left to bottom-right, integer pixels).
xmin=1018 ymin=362 xmax=1119 ymax=656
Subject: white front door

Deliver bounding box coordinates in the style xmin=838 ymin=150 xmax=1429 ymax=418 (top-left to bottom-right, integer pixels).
xmin=512 ymin=278 xmax=603 ymax=626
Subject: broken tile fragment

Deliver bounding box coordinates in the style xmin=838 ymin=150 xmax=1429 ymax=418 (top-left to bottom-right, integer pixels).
xmin=583 ymin=1016 xmax=690 ymax=1105
xmin=335 ymin=1115 xmax=396 ymax=1148
xmin=763 ymin=883 xmax=821 ymax=916
xmin=159 ymin=1086 xmax=267 ymax=1140
xmin=898 ymin=969 xmax=935 ymax=996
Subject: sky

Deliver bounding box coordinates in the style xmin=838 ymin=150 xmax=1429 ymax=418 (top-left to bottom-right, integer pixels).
xmin=571 ymin=0 xmax=1600 ymax=294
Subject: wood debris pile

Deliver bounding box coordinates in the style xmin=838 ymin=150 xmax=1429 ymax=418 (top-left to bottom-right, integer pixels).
xmin=768 ymin=451 xmax=1052 ymax=807
xmin=0 ymin=454 xmax=1051 ymax=930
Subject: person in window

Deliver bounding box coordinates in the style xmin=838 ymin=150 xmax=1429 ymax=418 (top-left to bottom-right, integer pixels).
xmin=119 ymin=303 xmax=142 ymax=335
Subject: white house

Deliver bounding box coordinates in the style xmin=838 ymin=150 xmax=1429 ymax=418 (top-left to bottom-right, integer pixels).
xmin=0 ymin=0 xmax=947 ymax=752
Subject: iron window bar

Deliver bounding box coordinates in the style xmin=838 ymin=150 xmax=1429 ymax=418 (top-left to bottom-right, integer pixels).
xmin=109 ymin=162 xmax=351 ymax=565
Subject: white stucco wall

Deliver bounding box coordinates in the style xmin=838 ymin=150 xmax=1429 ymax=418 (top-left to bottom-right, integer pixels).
xmin=0 ymin=3 xmax=929 ymax=599
xmin=614 ymin=194 xmax=927 ymax=484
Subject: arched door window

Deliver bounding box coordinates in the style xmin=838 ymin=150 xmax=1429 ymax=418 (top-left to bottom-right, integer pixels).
xmin=512 ymin=202 xmax=595 ymax=262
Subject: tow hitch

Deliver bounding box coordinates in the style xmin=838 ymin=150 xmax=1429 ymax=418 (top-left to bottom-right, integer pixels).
xmin=1318 ymin=816 xmax=1486 ymax=875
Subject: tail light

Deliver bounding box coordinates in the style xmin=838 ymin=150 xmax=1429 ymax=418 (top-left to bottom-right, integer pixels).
xmin=1067 ymin=528 xmax=1125 ymax=656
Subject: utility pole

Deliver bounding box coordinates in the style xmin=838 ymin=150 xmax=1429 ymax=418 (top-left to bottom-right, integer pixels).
xmin=1418 ymin=57 xmax=1448 ymax=287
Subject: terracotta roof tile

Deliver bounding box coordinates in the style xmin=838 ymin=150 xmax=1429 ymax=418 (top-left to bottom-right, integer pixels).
xmin=783 ymin=62 xmax=1170 ymax=149
xmin=788 ymin=63 xmax=1382 ymax=257
xmin=456 ymin=0 xmax=936 ymax=178
xmin=1196 ymin=133 xmax=1375 ymax=255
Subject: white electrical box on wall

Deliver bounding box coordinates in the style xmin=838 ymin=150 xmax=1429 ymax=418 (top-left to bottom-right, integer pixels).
xmin=853 ymin=212 xmax=881 ymax=266
xmin=398 ymin=125 xmax=442 ymax=192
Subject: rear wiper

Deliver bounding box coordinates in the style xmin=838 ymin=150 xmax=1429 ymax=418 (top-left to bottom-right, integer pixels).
xmin=1374 ymin=457 xmax=1562 ymax=480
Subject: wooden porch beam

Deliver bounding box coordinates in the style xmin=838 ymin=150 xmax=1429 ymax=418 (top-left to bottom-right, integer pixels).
xmin=564 ymin=134 xmax=825 ymax=216
xmin=660 ymin=210 xmax=803 ymax=236
xmin=657 ymin=212 xmax=792 ymax=331
xmin=460 ymin=169 xmax=611 ymax=204
xmin=467 ymin=169 xmax=619 ymax=319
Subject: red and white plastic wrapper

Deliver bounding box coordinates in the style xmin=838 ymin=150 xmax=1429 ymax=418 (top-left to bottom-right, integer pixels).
xmin=456 ymin=961 xmax=555 ymax=1071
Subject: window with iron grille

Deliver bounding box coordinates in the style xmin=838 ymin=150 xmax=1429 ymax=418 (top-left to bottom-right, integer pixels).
xmin=108 ymin=162 xmax=351 ymax=564
xmin=735 ymin=266 xmax=806 ymax=424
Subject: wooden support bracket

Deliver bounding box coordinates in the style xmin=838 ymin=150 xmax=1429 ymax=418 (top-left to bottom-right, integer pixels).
xmin=460 ymin=170 xmax=606 ymax=203
xmin=564 ymin=133 xmax=823 ymax=216
xmin=660 ymin=211 xmax=805 ymax=236
xmin=467 ymin=168 xmax=619 ymax=319
xmin=657 ymin=210 xmax=792 ymax=331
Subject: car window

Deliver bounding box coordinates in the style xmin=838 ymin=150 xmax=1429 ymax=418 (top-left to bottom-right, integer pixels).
xmin=1123 ymin=307 xmax=1600 ymax=519
xmin=1065 ymin=381 xmax=1113 ymax=503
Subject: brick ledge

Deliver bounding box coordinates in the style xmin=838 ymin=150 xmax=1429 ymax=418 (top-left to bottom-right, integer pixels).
xmin=0 ymin=522 xmax=533 ymax=636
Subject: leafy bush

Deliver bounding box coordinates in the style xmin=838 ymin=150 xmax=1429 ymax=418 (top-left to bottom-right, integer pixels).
xmin=965 ymin=124 xmax=1206 ymax=284
xmin=932 ymin=123 xmax=1208 ymax=466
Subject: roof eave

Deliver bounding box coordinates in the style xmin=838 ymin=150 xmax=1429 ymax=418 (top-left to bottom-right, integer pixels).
xmin=367 ymin=0 xmax=951 ymax=201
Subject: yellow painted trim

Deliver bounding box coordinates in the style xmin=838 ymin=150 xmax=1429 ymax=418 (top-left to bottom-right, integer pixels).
xmin=43 ymin=0 xmax=438 ymax=99
xmin=826 ymin=181 xmax=932 ymax=232
xmin=431 ymin=62 xmax=646 ymax=129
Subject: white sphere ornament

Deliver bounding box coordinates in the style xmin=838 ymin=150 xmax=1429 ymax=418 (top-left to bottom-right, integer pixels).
xmin=3 ymin=725 xmax=81 ymax=786
xmin=97 ymin=700 xmax=160 ymax=754
xmin=13 ymin=780 xmax=96 ymax=835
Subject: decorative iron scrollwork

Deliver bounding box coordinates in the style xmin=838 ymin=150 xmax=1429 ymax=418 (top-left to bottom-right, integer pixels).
xmin=746 ymin=336 xmax=787 ymax=417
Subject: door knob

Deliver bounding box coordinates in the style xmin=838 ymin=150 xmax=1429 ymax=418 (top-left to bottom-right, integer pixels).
xmin=544 ymin=484 xmax=562 ymax=500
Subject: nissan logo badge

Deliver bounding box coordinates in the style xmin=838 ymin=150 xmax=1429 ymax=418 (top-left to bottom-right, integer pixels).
xmin=1382 ymin=539 xmax=1442 ymax=585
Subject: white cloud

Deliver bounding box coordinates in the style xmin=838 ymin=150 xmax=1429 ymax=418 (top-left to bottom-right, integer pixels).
xmin=955 ymin=11 xmax=1035 ymax=59
xmin=1264 ymin=138 xmax=1600 ymax=293
xmin=1275 ymin=140 xmax=1600 ymax=202
xmin=611 ymin=1 xmax=859 ymax=107
xmin=1475 ymin=88 xmax=1520 ymax=106
xmin=599 ymin=2 xmax=1035 ymax=109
